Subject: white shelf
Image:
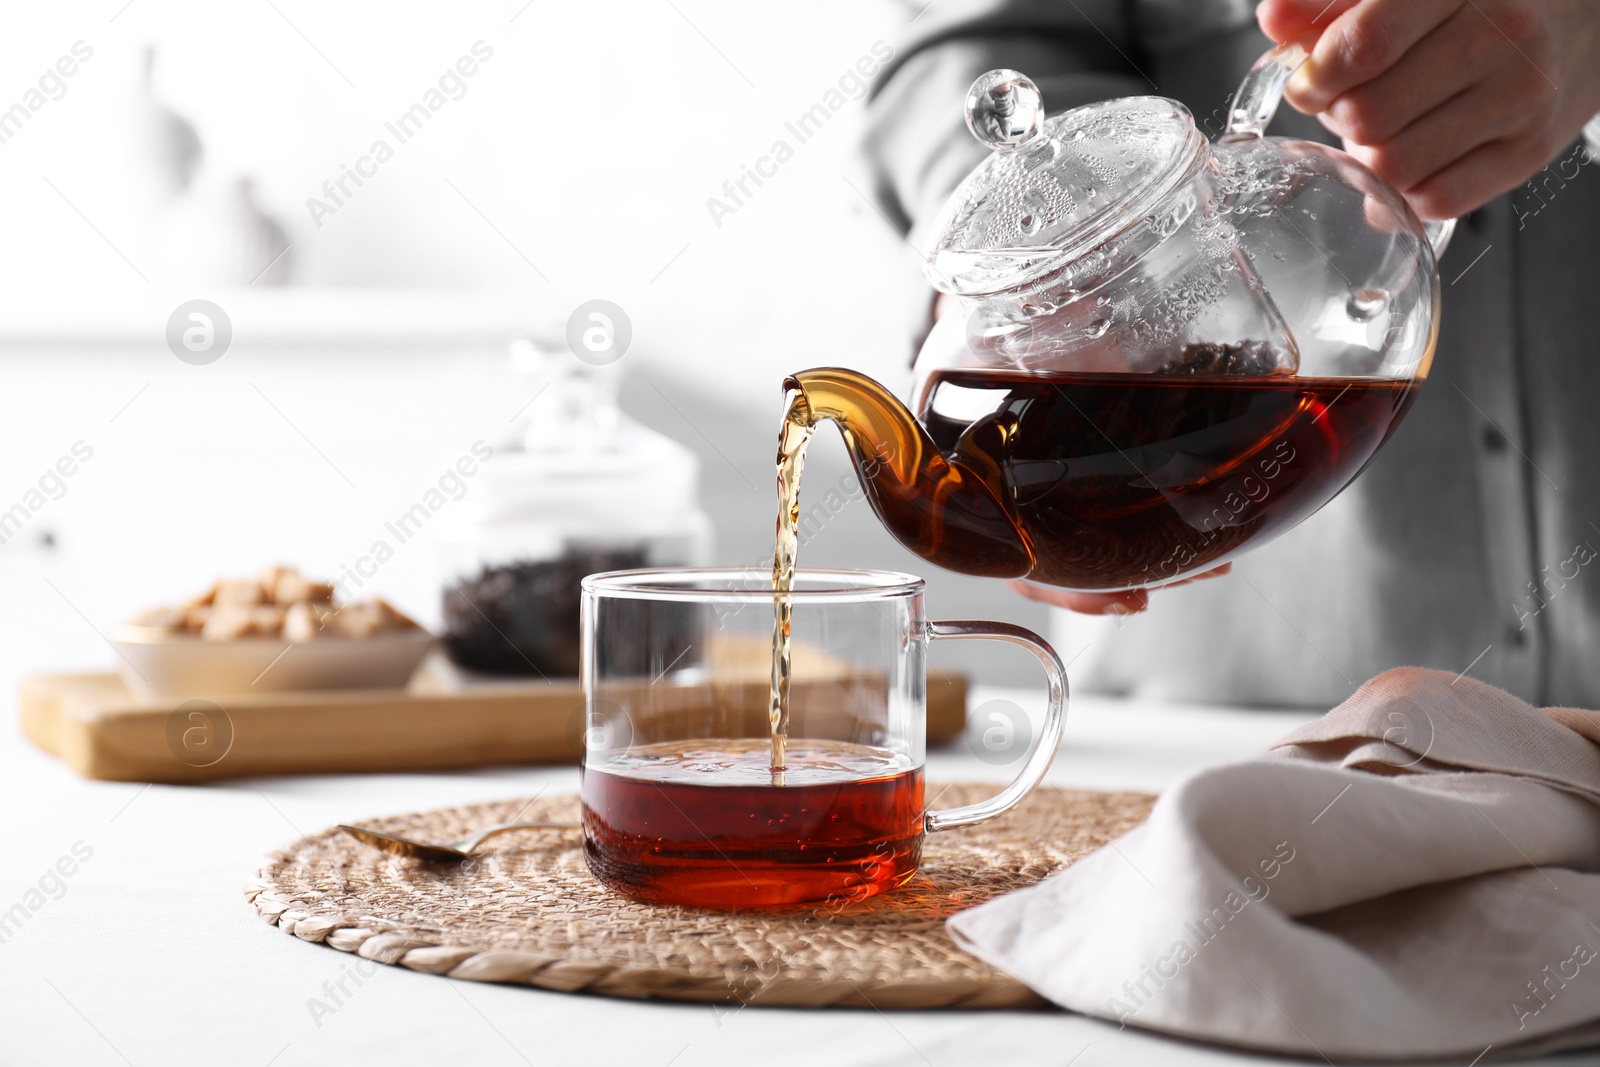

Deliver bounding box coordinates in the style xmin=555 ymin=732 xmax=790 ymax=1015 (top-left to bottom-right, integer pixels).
xmin=0 ymin=289 xmax=551 ymax=351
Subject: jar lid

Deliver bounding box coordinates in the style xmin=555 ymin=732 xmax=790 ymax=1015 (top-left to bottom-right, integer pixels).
xmin=923 ymin=71 xmax=1204 ymax=297
xmin=461 ymin=423 xmax=701 ymax=518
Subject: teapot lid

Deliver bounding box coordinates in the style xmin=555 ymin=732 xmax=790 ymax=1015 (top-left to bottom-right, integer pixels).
xmin=923 ymin=71 xmax=1204 ymax=297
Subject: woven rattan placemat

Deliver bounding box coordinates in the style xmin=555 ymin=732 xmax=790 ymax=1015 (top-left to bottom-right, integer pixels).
xmin=246 ymin=783 xmax=1154 ymax=1009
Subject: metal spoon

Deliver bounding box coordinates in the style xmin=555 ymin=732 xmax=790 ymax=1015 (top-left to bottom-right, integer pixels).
xmin=337 ymin=820 xmax=580 ymax=863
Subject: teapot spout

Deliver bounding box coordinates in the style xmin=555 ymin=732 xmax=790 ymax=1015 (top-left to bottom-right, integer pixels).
xmin=785 ymin=368 xmax=1033 ymax=578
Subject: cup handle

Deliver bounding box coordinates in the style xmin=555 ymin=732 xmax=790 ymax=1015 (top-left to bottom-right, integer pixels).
xmin=923 ymin=620 xmax=1068 ymax=833
xmin=1224 ymin=42 xmax=1456 ymax=260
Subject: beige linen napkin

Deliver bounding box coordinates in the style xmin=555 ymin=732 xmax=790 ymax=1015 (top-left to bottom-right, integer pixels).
xmin=948 ymin=668 xmax=1600 ymax=1061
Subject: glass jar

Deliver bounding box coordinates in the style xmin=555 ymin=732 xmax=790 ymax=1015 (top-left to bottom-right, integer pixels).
xmin=437 ymin=338 xmax=712 ymax=677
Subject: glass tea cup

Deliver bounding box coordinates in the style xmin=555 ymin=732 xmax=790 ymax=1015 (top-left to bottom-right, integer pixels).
xmin=579 ymin=567 xmax=1067 ymax=908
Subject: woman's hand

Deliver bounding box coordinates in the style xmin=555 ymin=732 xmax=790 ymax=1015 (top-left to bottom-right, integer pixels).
xmin=1257 ymin=0 xmax=1600 ymax=220
xmin=1008 ymin=564 xmax=1232 ymax=616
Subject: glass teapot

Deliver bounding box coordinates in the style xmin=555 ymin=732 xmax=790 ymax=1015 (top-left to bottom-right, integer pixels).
xmin=786 ymin=44 xmax=1453 ymax=592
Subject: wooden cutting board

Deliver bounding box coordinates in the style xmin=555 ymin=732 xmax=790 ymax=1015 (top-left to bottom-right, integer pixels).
xmin=19 ymin=652 xmax=969 ymax=783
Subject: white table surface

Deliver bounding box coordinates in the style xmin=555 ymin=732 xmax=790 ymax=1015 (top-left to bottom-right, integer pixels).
xmin=0 ymin=674 xmax=1577 ymax=1067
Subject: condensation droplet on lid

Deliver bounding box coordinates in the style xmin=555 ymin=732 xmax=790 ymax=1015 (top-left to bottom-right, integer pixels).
xmin=1346 ymin=288 xmax=1390 ymax=322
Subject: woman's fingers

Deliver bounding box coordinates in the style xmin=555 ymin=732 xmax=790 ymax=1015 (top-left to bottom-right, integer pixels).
xmin=1007 ymin=581 xmax=1149 ymax=615
xmin=1353 ymin=69 xmax=1558 ymax=217
xmin=1317 ymin=5 xmax=1497 ymax=146
xmin=1274 ymin=0 xmax=1600 ymax=219
xmin=1286 ymin=0 xmax=1465 ymax=113
xmin=1406 ymin=131 xmax=1562 ymax=221
xmin=1160 ymin=563 xmax=1233 ymax=589
xmin=1256 ymin=0 xmax=1360 ymax=47
xmin=1005 ymin=564 xmax=1234 ymax=616
xmin=1341 ymin=77 xmax=1523 ymax=192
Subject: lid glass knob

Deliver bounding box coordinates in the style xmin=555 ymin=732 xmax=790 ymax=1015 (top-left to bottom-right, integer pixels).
xmin=965 ymin=70 xmax=1045 ymax=150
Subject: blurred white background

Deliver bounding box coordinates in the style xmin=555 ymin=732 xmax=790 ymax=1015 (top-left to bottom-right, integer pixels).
xmin=0 ymin=0 xmax=1056 ymax=686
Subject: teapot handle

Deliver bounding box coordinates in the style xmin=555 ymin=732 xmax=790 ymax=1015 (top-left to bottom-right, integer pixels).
xmin=1224 ymin=42 xmax=1455 ymax=260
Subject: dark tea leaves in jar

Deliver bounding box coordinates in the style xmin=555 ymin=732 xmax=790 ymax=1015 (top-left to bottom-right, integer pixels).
xmin=442 ymin=546 xmax=648 ymax=676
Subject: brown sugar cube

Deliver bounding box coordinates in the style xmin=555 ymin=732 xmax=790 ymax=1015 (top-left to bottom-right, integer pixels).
xmin=312 ymin=599 xmax=423 ymax=639
xmin=370 ymin=598 xmax=420 ymax=631
xmin=274 ymin=573 xmax=336 ymax=605
xmin=258 ymin=565 xmax=297 ymax=598
xmin=183 ymin=582 xmax=218 ymax=609
xmin=283 ymin=601 xmax=332 ymax=643
xmin=183 ymin=604 xmax=214 ymax=633
xmin=130 ymin=606 xmax=185 ymax=632
xmin=200 ymin=605 xmax=255 ymax=640
xmin=326 ymin=601 xmax=386 ymax=638
xmin=249 ymin=604 xmax=288 ymax=636
xmin=214 ymin=579 xmax=265 ymax=607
